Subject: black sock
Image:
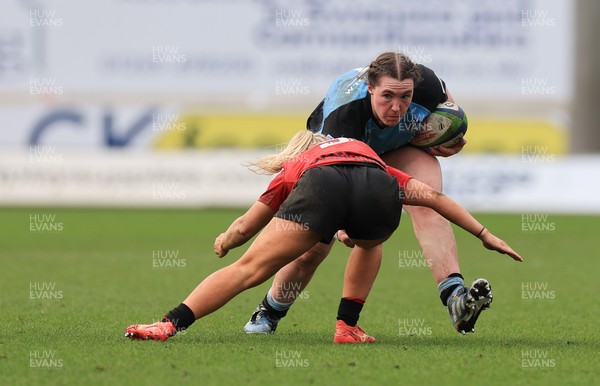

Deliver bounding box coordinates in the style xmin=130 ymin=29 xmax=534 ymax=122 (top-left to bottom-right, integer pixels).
xmin=336 ymin=298 xmax=364 ymax=327
xmin=261 ymin=294 xmax=288 ymax=319
xmin=439 ymin=273 xmax=464 ymax=306
xmin=162 ymin=303 xmax=196 ymax=331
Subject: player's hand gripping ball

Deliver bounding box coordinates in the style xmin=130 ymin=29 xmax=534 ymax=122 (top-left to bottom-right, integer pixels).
xmin=410 ymin=102 xmax=468 ymax=148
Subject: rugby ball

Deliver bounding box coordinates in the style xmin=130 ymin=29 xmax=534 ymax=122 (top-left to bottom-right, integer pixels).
xmin=410 ymin=102 xmax=468 ymax=148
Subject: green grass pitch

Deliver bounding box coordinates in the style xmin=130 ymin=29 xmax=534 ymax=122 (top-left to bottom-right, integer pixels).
xmin=1 ymin=208 xmax=598 ymax=385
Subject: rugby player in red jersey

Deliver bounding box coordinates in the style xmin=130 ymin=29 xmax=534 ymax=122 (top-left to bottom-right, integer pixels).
xmin=125 ymin=132 xmax=521 ymax=342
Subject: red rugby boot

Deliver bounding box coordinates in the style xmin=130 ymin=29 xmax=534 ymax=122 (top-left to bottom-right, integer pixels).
xmin=333 ymin=320 xmax=376 ymax=344
xmin=125 ymin=321 xmax=176 ymax=341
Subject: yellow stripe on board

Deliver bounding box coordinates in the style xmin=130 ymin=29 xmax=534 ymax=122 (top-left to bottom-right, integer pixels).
xmin=154 ymin=115 xmax=306 ymax=150
xmin=154 ymin=114 xmax=568 ymax=154
xmin=464 ymin=119 xmax=567 ymax=154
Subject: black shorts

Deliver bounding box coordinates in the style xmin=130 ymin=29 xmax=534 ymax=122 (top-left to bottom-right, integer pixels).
xmin=275 ymin=164 xmax=402 ymax=243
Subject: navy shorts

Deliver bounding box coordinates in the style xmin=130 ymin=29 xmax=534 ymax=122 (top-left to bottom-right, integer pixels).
xmin=275 ymin=164 xmax=402 ymax=243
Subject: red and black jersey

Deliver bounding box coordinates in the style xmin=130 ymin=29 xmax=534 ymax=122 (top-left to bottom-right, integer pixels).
xmin=259 ymin=138 xmax=412 ymax=211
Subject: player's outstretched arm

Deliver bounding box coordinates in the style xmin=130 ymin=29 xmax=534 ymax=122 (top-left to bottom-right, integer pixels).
xmin=214 ymin=202 xmax=275 ymax=258
xmin=402 ymin=179 xmax=523 ymax=262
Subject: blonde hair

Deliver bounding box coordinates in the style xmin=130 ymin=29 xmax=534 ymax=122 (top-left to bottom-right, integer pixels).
xmin=246 ymin=130 xmax=328 ymax=174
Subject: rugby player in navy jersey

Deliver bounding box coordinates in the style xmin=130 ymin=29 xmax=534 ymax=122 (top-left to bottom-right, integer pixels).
xmin=125 ymin=132 xmax=521 ymax=342
xmin=242 ymin=52 xmax=494 ymax=341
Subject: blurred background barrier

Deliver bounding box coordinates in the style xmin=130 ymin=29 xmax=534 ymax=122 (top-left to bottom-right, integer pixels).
xmin=0 ymin=150 xmax=272 ymax=207
xmin=0 ymin=0 xmax=592 ymax=211
xmin=2 ymin=151 xmax=599 ymax=213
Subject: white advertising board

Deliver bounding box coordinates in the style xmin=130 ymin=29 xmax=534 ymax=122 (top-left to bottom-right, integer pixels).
xmin=0 ymin=0 xmax=572 ymax=103
xmin=1 ymin=152 xmax=598 ymax=213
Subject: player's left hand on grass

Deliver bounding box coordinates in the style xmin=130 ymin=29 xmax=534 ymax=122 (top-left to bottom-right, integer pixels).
xmin=428 ymin=138 xmax=466 ymax=157
xmin=214 ymin=233 xmax=229 ymax=258
xmin=335 ymin=230 xmax=355 ymax=248
xmin=479 ymin=229 xmax=523 ymax=262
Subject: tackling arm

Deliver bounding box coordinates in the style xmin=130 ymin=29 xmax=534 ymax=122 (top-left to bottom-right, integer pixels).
xmin=402 ymin=178 xmax=523 ymax=262
xmin=214 ymin=201 xmax=275 ymax=258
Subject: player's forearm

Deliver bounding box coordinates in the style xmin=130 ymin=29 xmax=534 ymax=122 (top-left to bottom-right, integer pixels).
xmin=403 ymin=179 xmax=484 ymax=238
xmin=403 ymin=179 xmax=522 ymax=262
xmin=219 ymin=202 xmax=275 ymax=252
xmin=429 ymin=193 xmax=484 ymax=238
xmin=221 ymin=217 xmax=255 ymax=251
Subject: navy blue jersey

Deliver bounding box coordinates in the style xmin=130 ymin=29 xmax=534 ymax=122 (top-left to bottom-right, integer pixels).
xmin=307 ymin=64 xmax=448 ymax=155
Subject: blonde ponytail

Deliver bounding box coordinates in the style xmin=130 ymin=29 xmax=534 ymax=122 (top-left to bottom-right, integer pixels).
xmin=246 ymin=130 xmax=328 ymax=174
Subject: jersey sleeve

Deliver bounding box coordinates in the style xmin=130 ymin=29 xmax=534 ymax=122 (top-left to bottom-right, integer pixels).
xmin=257 ymin=171 xmax=290 ymax=212
xmin=306 ymin=100 xmax=324 ymax=132
xmin=386 ymin=165 xmax=412 ymax=191
xmin=412 ymin=64 xmax=449 ymax=112
xmin=321 ymin=99 xmax=367 ymax=139
xmin=311 ymin=68 xmax=370 ymax=138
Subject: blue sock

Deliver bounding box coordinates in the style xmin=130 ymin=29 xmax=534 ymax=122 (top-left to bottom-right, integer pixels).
xmin=438 ymin=274 xmax=464 ymax=306
xmin=266 ymin=291 xmax=293 ymax=312
xmin=261 ymin=291 xmax=293 ymax=319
